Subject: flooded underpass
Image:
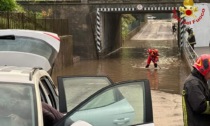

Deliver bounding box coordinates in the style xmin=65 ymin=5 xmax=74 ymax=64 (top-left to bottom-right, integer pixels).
xmin=46 ymin=19 xmax=192 ymax=126
xmin=61 ymin=47 xmax=189 ymax=126
xmin=65 ymin=19 xmax=191 ymax=95
xmin=58 ymin=19 xmax=191 ymax=126
xmin=65 ymin=47 xmax=190 ymax=95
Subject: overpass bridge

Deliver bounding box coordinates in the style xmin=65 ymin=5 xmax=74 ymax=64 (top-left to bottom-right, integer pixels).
xmin=17 ymin=0 xmax=209 ymax=59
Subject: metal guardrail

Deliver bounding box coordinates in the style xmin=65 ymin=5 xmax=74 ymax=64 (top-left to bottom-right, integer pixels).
xmin=183 ymin=36 xmax=198 ymax=70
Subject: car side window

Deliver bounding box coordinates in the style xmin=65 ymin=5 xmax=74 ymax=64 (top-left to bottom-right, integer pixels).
xmin=80 ymin=89 xmax=123 ymax=110
xmin=75 ymin=83 xmax=145 ymax=125
xmin=57 ymin=76 xmax=113 ymax=113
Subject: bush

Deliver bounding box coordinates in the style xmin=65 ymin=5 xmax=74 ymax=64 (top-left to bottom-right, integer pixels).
xmin=121 ymin=14 xmax=136 ymax=40
xmin=0 ymin=0 xmax=24 ymax=12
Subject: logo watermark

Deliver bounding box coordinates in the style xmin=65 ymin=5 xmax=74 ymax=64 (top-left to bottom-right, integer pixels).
xmin=172 ymin=0 xmax=205 ymax=25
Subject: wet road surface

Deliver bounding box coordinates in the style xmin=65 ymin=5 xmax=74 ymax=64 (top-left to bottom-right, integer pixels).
xmin=131 ymin=20 xmax=174 ymax=40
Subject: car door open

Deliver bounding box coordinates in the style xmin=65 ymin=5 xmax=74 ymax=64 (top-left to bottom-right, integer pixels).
xmin=56 ymin=79 xmax=154 ymax=126
xmin=57 ymin=76 xmax=114 ymax=113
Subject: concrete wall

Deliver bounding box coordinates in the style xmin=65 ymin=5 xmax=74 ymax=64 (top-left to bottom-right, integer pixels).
xmin=102 ymin=13 xmax=122 ymax=55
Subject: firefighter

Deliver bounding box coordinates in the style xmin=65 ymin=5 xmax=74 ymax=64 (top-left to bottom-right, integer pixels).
xmin=182 ymin=54 xmax=210 ymax=126
xmin=145 ymin=48 xmax=159 ymax=68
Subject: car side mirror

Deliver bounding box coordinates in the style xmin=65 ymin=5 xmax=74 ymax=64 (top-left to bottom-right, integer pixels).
xmin=71 ymin=120 xmax=92 ymax=126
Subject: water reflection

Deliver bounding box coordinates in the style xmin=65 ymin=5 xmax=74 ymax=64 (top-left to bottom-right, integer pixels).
xmin=146 ymin=69 xmax=159 ymax=90
xmin=57 ymin=48 xmax=190 ymax=95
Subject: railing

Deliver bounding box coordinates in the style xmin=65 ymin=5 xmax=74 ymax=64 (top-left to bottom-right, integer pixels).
xmin=182 ymin=35 xmax=198 ymax=70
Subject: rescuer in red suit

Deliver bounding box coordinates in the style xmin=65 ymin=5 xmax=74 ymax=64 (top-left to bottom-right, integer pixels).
xmin=145 ymin=49 xmax=159 ymax=68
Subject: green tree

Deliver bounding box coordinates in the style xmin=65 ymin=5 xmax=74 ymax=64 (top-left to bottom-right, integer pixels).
xmin=0 ymin=0 xmax=24 ymax=12
xmin=121 ymin=14 xmax=136 ymax=40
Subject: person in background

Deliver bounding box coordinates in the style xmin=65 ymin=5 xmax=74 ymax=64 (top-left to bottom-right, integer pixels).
xmin=182 ymin=54 xmax=210 ymax=126
xmin=172 ymin=23 xmax=176 ymax=34
xmin=145 ymin=48 xmax=159 ymax=68
xmin=187 ymin=28 xmax=196 ymax=50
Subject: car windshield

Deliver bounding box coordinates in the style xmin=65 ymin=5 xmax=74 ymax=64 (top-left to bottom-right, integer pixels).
xmin=0 ymin=36 xmax=57 ymax=64
xmin=0 ymin=83 xmax=37 ymax=126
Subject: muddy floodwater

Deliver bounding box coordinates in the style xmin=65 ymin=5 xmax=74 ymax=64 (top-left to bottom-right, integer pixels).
xmin=62 ymin=47 xmax=190 ymax=95
xmin=60 ymin=20 xmax=190 ymax=95
xmin=56 ymin=47 xmax=188 ymax=126
xmin=56 ymin=19 xmax=188 ymax=125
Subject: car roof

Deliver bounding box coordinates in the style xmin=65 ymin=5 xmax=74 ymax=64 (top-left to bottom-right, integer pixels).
xmin=0 ymin=66 xmax=41 ymax=84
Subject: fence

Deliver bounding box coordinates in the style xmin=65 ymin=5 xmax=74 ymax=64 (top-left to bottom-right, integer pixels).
xmin=17 ymin=0 xmax=210 ymax=3
xmin=16 ymin=0 xmax=183 ymax=3
xmin=0 ymin=12 xmax=69 ymax=36
xmin=16 ymin=0 xmax=210 ymax=4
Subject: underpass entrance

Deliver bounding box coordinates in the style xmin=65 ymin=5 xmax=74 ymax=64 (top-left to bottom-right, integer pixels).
xmin=91 ymin=5 xmax=191 ymax=95
xmin=95 ymin=5 xmax=182 ymax=57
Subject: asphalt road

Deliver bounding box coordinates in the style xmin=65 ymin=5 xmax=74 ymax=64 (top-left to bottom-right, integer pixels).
xmin=131 ymin=20 xmax=175 ymax=40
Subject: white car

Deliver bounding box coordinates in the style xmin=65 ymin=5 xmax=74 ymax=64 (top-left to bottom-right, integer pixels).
xmin=0 ymin=29 xmax=154 ymax=126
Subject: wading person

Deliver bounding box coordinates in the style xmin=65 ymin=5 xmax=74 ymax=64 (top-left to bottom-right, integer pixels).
xmin=145 ymin=48 xmax=159 ymax=68
xmin=182 ymin=54 xmax=210 ymax=126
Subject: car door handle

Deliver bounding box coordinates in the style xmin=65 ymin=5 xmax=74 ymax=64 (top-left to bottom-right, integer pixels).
xmin=113 ymin=118 xmax=130 ymax=125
